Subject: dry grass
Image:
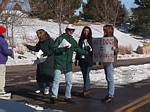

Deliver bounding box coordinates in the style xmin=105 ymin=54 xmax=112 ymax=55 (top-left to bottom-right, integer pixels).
xmin=136 ymin=43 xmax=150 ymax=54
xmin=74 ymin=21 xmax=91 ymax=26
xmin=118 ymin=45 xmax=132 ymax=55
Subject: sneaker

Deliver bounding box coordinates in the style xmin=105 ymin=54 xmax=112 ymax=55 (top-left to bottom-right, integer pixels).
xmin=35 ymin=90 xmax=41 ymax=94
xmin=44 ymin=88 xmax=49 ymax=95
xmin=101 ymin=96 xmax=113 ymax=103
xmin=64 ymin=98 xmax=75 ymax=104
xmin=50 ymin=97 xmax=57 ymax=104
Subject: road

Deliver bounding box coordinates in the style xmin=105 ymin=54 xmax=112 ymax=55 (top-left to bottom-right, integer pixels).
xmin=4 ymin=57 xmax=150 ymax=112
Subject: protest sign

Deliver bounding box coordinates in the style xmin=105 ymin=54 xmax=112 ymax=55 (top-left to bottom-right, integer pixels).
xmin=92 ymin=37 xmax=114 ymax=63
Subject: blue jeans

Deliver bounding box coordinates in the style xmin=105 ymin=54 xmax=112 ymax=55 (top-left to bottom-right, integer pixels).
xmin=103 ymin=63 xmax=115 ymax=97
xmin=80 ymin=64 xmax=91 ymax=91
xmin=51 ymin=69 xmax=72 ymax=98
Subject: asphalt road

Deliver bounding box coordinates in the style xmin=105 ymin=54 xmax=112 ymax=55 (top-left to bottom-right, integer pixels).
xmin=4 ymin=57 xmax=150 ymax=112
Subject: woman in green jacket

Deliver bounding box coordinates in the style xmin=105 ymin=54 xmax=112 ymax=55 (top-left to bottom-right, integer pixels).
xmin=25 ymin=29 xmax=54 ymax=95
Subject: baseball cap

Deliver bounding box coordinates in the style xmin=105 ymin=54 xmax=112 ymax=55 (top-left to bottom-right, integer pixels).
xmin=66 ymin=24 xmax=75 ymax=30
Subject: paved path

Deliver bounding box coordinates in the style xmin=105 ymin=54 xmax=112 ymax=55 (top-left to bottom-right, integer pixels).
xmin=5 ymin=79 xmax=150 ymax=112
xmin=4 ymin=57 xmax=150 ymax=112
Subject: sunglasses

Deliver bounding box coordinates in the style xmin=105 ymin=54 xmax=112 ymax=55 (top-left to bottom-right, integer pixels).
xmin=67 ymin=29 xmax=75 ymax=32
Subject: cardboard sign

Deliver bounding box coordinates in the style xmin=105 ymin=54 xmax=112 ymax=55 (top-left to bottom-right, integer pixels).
xmin=92 ymin=37 xmax=114 ymax=63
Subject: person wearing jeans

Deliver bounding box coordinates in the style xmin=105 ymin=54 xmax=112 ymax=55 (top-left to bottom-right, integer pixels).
xmin=50 ymin=24 xmax=87 ymax=104
xmin=75 ymin=26 xmax=93 ymax=96
xmin=52 ymin=70 xmax=72 ymax=99
xmin=103 ymin=63 xmax=114 ymax=97
xmin=101 ymin=24 xmax=118 ymax=103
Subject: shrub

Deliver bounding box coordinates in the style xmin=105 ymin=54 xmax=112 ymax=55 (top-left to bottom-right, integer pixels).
xmin=118 ymin=45 xmax=132 ymax=55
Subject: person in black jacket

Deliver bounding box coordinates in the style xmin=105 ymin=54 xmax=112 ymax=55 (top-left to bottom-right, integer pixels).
xmin=24 ymin=29 xmax=54 ymax=95
xmin=75 ymin=26 xmax=93 ymax=96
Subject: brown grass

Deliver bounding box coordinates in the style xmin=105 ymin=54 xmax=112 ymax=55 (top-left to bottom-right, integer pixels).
xmin=118 ymin=45 xmax=132 ymax=55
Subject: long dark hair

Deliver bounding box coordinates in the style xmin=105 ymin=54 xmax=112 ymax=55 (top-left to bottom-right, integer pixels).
xmin=36 ymin=29 xmax=49 ymax=42
xmin=79 ymin=26 xmax=92 ymax=47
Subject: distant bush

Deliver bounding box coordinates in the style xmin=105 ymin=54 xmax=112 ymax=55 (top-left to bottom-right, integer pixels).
xmin=75 ymin=21 xmax=91 ymax=26
xmin=136 ymin=43 xmax=150 ymax=54
xmin=118 ymin=45 xmax=132 ymax=55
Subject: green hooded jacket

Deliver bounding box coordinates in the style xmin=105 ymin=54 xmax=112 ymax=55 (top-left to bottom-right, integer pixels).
xmin=54 ymin=33 xmax=86 ymax=73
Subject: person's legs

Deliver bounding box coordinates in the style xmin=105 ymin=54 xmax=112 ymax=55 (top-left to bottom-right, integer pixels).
xmin=102 ymin=63 xmax=114 ymax=103
xmin=80 ymin=64 xmax=91 ymax=92
xmin=51 ymin=69 xmax=61 ymax=98
xmin=0 ymin=64 xmax=6 ymax=95
xmin=105 ymin=64 xmax=114 ymax=97
xmin=65 ymin=71 xmax=73 ymax=99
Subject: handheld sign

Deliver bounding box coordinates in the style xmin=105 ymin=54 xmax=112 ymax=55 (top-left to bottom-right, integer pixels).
xmin=92 ymin=37 xmax=114 ymax=63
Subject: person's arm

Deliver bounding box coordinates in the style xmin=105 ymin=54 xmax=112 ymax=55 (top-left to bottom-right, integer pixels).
xmin=25 ymin=43 xmax=40 ymax=52
xmin=0 ymin=41 xmax=13 ymax=57
xmin=114 ymin=37 xmax=118 ymax=55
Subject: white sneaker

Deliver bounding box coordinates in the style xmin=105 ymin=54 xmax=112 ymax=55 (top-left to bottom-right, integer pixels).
xmin=44 ymin=88 xmax=49 ymax=95
xmin=35 ymin=90 xmax=41 ymax=94
xmin=0 ymin=93 xmax=11 ymax=99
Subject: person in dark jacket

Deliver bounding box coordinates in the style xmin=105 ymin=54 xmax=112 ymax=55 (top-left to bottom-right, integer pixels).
xmin=0 ymin=25 xmax=14 ymax=95
xmin=24 ymin=29 xmax=54 ymax=95
xmin=75 ymin=26 xmax=93 ymax=96
xmin=101 ymin=24 xmax=118 ymax=103
xmin=50 ymin=24 xmax=87 ymax=104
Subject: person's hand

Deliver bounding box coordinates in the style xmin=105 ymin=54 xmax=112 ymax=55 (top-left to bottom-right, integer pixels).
xmin=64 ymin=46 xmax=69 ymax=52
xmin=111 ymin=46 xmax=116 ymax=51
xmin=10 ymin=51 xmax=14 ymax=59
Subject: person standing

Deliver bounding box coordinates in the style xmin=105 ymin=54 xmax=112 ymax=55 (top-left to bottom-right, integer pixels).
xmin=24 ymin=29 xmax=54 ymax=95
xmin=75 ymin=26 xmax=93 ymax=96
xmin=0 ymin=25 xmax=14 ymax=95
xmin=50 ymin=24 xmax=87 ymax=104
xmin=101 ymin=24 xmax=118 ymax=103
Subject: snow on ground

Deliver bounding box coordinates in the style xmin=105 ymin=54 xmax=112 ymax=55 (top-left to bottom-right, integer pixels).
xmin=6 ymin=18 xmax=150 ymax=66
xmin=59 ymin=63 xmax=150 ymax=87
xmin=10 ymin=18 xmax=142 ymax=50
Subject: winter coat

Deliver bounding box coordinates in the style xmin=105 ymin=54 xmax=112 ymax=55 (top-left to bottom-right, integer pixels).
xmin=54 ymin=33 xmax=87 ymax=73
xmin=26 ymin=37 xmax=54 ymax=82
xmin=0 ymin=35 xmax=13 ymax=64
xmin=75 ymin=38 xmax=93 ymax=67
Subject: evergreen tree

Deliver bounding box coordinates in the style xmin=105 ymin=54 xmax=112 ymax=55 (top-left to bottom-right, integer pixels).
xmin=29 ymin=0 xmax=81 ymax=22
xmin=131 ymin=0 xmax=150 ymax=35
xmin=81 ymin=0 xmax=128 ymax=24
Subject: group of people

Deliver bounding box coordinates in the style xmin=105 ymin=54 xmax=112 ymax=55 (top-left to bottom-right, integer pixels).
xmin=0 ymin=24 xmax=118 ymax=104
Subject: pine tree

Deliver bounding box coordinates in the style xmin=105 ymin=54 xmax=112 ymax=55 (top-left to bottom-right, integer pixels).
xmin=131 ymin=0 xmax=150 ymax=35
xmin=81 ymin=0 xmax=128 ymax=24
xmin=29 ymin=0 xmax=82 ymax=22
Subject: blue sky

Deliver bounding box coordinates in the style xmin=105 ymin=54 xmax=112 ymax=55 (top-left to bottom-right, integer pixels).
xmin=121 ymin=0 xmax=136 ymax=9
